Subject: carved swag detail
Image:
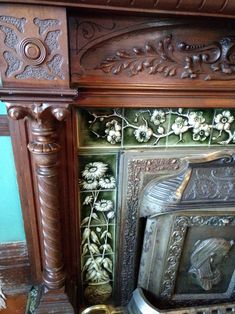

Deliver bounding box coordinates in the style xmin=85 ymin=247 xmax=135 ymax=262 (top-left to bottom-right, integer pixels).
xmin=98 ymin=35 xmax=235 ymax=81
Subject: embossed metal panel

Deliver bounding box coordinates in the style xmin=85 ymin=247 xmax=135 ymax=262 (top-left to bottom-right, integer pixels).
xmin=138 ymin=154 xmax=235 ymax=308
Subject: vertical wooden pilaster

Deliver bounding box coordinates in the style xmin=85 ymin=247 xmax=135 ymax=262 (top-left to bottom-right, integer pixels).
xmin=7 ymin=103 xmax=74 ymax=313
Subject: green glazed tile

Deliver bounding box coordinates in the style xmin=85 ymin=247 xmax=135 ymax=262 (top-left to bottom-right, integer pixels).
xmin=79 ymin=154 xmax=117 ymax=191
xmin=81 ymin=251 xmax=114 ymax=283
xmin=77 ymin=108 xmax=122 ymax=148
xmin=211 ymin=109 xmax=235 ymax=146
xmin=167 ymin=109 xmax=213 ymax=147
xmin=80 ymin=191 xmax=116 ymax=227
xmin=123 ymin=108 xmax=171 ymax=147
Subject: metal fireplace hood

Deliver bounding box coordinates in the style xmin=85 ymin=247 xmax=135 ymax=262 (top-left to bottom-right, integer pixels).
xmin=128 ymin=151 xmax=235 ymax=314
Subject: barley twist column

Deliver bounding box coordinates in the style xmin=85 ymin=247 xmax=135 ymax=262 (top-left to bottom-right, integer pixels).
xmin=8 ymin=103 xmax=69 ymax=290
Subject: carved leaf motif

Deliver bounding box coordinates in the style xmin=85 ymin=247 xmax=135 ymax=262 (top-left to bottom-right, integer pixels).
xmin=97 ymin=35 xmax=235 ymax=80
xmin=44 ymin=30 xmax=60 ymax=53
xmin=33 ymin=18 xmax=60 ymax=35
xmin=3 ymin=51 xmax=21 ymax=77
xmin=98 ymin=36 xmax=178 ymax=77
xmin=0 ymin=25 xmax=19 ymax=50
xmin=0 ymin=16 xmax=26 ymax=33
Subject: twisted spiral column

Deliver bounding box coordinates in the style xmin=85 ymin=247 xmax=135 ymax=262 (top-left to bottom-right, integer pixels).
xmin=28 ymin=117 xmax=66 ymax=290
xmin=7 ymin=103 xmax=70 ymax=291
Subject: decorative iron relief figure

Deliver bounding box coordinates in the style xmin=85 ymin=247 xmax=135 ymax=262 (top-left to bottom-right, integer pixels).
xmin=189 ymin=238 xmax=234 ymax=291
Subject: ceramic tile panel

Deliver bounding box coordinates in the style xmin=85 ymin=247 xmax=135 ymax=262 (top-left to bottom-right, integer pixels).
xmin=77 ymin=108 xmax=123 ymax=148
xmin=77 ymin=108 xmax=235 ymax=148
xmin=211 ymin=109 xmax=235 ymax=146
xmin=76 ymin=107 xmax=235 ymax=305
xmin=78 ymin=154 xmax=117 ymax=304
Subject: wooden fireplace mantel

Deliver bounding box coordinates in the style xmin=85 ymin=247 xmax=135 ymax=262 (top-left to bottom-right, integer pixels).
xmin=1 ymin=1 xmax=235 ymax=313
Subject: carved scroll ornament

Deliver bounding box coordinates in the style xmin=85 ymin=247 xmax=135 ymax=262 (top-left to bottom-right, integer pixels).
xmin=8 ymin=103 xmax=69 ymax=290
xmin=98 ymin=35 xmax=235 ymax=81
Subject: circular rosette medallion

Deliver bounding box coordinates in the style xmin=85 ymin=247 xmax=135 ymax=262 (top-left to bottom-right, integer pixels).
xmin=20 ymin=37 xmax=47 ymax=66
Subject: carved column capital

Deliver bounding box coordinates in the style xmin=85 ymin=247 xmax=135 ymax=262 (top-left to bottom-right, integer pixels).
xmin=7 ymin=103 xmax=70 ymax=123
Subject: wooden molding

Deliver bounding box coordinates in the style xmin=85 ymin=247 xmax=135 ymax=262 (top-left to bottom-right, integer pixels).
xmin=0 ymin=241 xmax=31 ymax=295
xmin=1 ymin=0 xmax=235 ymax=19
xmin=0 ymin=115 xmax=9 ymax=135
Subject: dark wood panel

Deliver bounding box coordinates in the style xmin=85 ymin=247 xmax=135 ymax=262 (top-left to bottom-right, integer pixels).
xmin=0 ymin=115 xmax=9 ymax=135
xmin=0 ymin=242 xmax=31 ymax=295
xmin=0 ymin=4 xmax=69 ymax=89
xmin=70 ymin=15 xmax=235 ymax=91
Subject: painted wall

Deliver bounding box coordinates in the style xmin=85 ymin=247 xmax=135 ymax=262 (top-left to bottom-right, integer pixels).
xmin=0 ymin=102 xmax=26 ymax=242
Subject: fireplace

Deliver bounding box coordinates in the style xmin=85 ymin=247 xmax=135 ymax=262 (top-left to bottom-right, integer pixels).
xmin=77 ymin=106 xmax=235 ymax=313
xmin=2 ymin=3 xmax=235 ymax=313
xmin=129 ymin=151 xmax=235 ymax=313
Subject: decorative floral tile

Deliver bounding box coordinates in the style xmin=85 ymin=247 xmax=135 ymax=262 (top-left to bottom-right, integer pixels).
xmin=77 ymin=108 xmax=235 ymax=148
xmin=80 ymin=191 xmax=116 ymax=227
xmin=77 ymin=108 xmax=122 ymax=148
xmin=78 ymin=154 xmax=117 ymax=303
xmin=123 ymin=108 xmax=171 ymax=147
xmin=211 ymin=109 xmax=235 ymax=145
xmin=79 ymin=154 xmax=117 ymax=191
xmin=167 ymin=109 xmax=213 ymax=146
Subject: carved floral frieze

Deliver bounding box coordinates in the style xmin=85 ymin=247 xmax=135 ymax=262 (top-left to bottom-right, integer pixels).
xmin=97 ymin=35 xmax=235 ymax=81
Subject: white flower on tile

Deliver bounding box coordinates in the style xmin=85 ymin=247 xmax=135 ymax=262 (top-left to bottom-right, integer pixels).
xmin=188 ymin=111 xmax=206 ymax=128
xmin=82 ymin=162 xmax=108 ymax=180
xmin=214 ymin=110 xmax=234 ymax=131
xmin=150 ymin=110 xmax=166 ymax=125
xmin=94 ymin=200 xmax=113 ymax=212
xmin=99 ymin=175 xmax=116 ymax=189
xmin=134 ymin=125 xmax=153 ymax=142
xmin=107 ymin=130 xmax=121 ymax=144
xmin=81 ymin=178 xmax=99 ymax=190
xmin=193 ymin=124 xmax=211 ymax=141
xmin=83 ymin=195 xmax=93 ymax=205
xmin=107 ymin=211 xmax=115 ymax=220
xmin=105 ymin=119 xmax=121 ymax=132
xmin=105 ymin=120 xmax=122 ymax=144
xmin=171 ymin=117 xmax=189 ymax=135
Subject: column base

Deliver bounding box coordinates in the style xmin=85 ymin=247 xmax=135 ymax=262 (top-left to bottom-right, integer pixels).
xmin=26 ymin=285 xmax=75 ymax=314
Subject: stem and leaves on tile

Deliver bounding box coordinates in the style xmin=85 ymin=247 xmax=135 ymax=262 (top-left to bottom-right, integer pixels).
xmin=80 ymin=160 xmax=116 ymax=285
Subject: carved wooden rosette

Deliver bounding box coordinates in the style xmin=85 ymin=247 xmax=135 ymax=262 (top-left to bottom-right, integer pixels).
xmin=7 ymin=104 xmax=69 ymax=291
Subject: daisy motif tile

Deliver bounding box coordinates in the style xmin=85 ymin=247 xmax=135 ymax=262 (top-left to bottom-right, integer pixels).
xmin=78 ymin=153 xmax=117 ymax=297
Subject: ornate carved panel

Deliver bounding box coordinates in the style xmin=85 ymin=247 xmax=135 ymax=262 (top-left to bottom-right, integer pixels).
xmin=70 ymin=14 xmax=235 ymax=90
xmin=0 ymin=4 xmax=69 ymax=88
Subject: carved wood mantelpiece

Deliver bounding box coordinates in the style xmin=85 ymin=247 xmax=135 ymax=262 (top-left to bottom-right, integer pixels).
xmin=2 ymin=2 xmax=235 ymax=313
